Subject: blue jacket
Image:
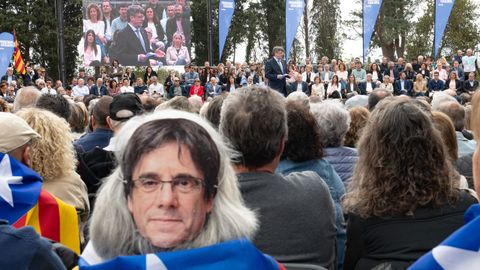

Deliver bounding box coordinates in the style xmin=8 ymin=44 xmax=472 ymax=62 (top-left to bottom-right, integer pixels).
xmin=394 ymin=80 xmax=413 ymax=95
xmin=324 ymin=147 xmax=358 ymax=186
xmin=89 ymin=85 xmax=108 ymax=96
xmin=265 ymin=57 xmax=288 ymax=96
xmin=428 ymin=79 xmax=445 ymax=91
xmin=277 ymin=158 xmax=346 ymax=270
xmin=74 ymin=128 xmax=113 ymax=153
xmin=0 ymin=220 xmax=65 ymax=269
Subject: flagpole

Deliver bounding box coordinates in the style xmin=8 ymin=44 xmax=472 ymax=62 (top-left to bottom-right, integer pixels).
xmin=433 ymin=0 xmax=436 ymax=59
xmin=55 ymin=0 xmax=66 ymax=84
xmin=362 ymin=0 xmax=365 ymax=64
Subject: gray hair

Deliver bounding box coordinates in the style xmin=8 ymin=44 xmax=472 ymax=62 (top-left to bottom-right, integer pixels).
xmin=89 ymin=110 xmax=257 ymax=260
xmin=431 ymin=92 xmax=458 ymax=111
xmin=127 ymin=5 xmax=144 ymax=21
xmin=219 ymin=86 xmax=287 ymax=169
xmin=286 ymin=91 xmax=309 ymax=109
xmin=272 ymin=46 xmax=285 ymax=55
xmin=310 ymin=100 xmax=351 ymax=147
xmin=13 ymin=86 xmax=41 ymax=112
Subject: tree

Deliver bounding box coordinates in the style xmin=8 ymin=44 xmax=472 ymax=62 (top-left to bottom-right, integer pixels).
xmin=0 ymin=0 xmax=82 ymax=81
xmin=406 ymin=0 xmax=480 ymax=60
xmin=310 ymin=0 xmax=341 ymax=60
xmin=259 ymin=0 xmax=286 ymax=57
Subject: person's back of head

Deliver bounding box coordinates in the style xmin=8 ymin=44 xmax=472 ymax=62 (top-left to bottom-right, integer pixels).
xmin=69 ymin=102 xmax=90 ymax=134
xmin=286 ymin=91 xmax=309 ymax=109
xmin=35 ymin=94 xmax=71 ymax=121
xmin=93 ymin=96 xmax=114 ymax=129
xmin=343 ymin=98 xmax=458 ymax=218
xmin=310 ymin=100 xmax=350 ymax=148
xmin=155 ymin=96 xmax=193 ymax=112
xmin=203 ymin=95 xmax=226 ymax=129
xmin=368 ymin=88 xmax=392 ymax=111
xmin=219 ymin=86 xmax=287 ymax=169
xmin=344 ymin=106 xmax=371 ymax=148
xmin=13 ymin=86 xmax=41 ymax=112
xmin=436 ymin=101 xmax=465 ymax=132
xmin=432 ymin=111 xmax=458 ymax=161
xmin=188 ymin=95 xmax=203 ymax=114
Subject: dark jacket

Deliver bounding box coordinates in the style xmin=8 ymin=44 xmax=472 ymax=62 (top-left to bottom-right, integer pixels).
xmin=74 ymin=128 xmax=113 ymax=154
xmin=115 ymin=25 xmax=152 ymax=66
xmin=394 ymin=80 xmax=413 ymax=95
xmin=455 ymin=153 xmax=473 ymax=188
xmin=289 ymin=81 xmax=310 ymax=96
xmin=238 ymin=171 xmax=336 ymax=268
xmin=383 ymin=68 xmax=400 ymax=81
xmin=0 ymin=220 xmax=66 ymax=269
xmin=462 ymin=80 xmax=479 ymax=93
xmin=89 ymin=85 xmax=108 ymax=96
xmin=358 ymin=82 xmax=376 ymax=95
xmin=265 ymin=57 xmax=288 ymax=97
xmin=428 ymin=79 xmax=445 ymax=92
xmin=344 ymin=191 xmax=477 ymax=270
xmin=444 ymin=79 xmax=463 ymax=93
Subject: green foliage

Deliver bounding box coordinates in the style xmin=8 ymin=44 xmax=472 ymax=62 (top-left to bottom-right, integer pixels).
xmin=311 ymin=0 xmax=341 ymax=59
xmin=0 ymin=0 xmax=82 ymax=81
xmin=407 ymin=0 xmax=480 ymax=60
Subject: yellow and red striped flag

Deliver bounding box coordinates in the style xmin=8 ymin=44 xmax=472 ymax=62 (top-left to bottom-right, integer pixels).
xmin=13 ymin=189 xmax=81 ymax=254
xmin=13 ymin=29 xmax=26 ymax=75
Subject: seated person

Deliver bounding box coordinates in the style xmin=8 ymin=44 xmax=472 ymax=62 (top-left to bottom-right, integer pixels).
xmin=343 ymin=98 xmax=477 ymax=270
xmin=393 ymin=72 xmax=413 ymax=95
xmin=219 ymin=86 xmax=336 ymax=268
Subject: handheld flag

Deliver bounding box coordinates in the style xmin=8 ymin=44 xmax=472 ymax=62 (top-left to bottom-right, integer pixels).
xmin=0 ymin=153 xmax=42 ymax=224
xmin=79 ymin=238 xmax=286 ymax=270
xmin=13 ymin=29 xmax=26 ymax=75
xmin=13 ymin=189 xmax=81 ymax=254
xmin=409 ymin=204 xmax=480 ymax=269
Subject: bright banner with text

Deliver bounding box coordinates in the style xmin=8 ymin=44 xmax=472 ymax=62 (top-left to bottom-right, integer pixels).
xmin=363 ymin=0 xmax=382 ymax=63
xmin=0 ymin=33 xmax=15 ymax=78
xmin=285 ymin=0 xmax=304 ymax=62
xmin=219 ymin=0 xmax=235 ymax=61
xmin=434 ymin=0 xmax=455 ymax=59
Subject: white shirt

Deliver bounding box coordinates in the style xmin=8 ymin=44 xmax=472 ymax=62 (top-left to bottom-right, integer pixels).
xmin=120 ymin=86 xmax=134 ymax=93
xmin=147 ymin=22 xmax=158 ymax=39
xmin=40 ymin=87 xmax=57 ymax=95
xmin=324 ymin=72 xmax=330 ymax=82
xmin=83 ymin=19 xmax=105 ymax=37
xmin=296 ymin=83 xmax=303 ymax=92
xmin=462 ymin=55 xmax=476 ymax=73
xmin=148 ymin=83 xmax=164 ymax=96
xmin=73 ymin=85 xmax=89 ymax=97
xmin=366 ymin=82 xmax=373 ymax=93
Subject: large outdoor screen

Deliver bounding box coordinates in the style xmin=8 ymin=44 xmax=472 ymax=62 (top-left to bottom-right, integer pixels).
xmin=81 ymin=0 xmax=191 ymax=67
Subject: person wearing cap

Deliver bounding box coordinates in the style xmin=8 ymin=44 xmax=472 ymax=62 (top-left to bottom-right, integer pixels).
xmin=0 ymin=112 xmax=40 ymax=167
xmin=77 ymin=93 xmax=144 ymax=208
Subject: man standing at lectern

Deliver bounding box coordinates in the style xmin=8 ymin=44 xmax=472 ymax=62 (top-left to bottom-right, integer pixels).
xmin=265 ymin=47 xmax=289 ymax=97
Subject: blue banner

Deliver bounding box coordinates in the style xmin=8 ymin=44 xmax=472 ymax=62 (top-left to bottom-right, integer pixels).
xmin=434 ymin=0 xmax=455 ymax=59
xmin=0 ymin=153 xmax=42 ymax=224
xmin=363 ymin=0 xmax=382 ymax=63
xmin=285 ymin=0 xmax=305 ymax=62
xmin=219 ymin=0 xmax=235 ymax=62
xmin=0 ymin=32 xmax=15 ymax=79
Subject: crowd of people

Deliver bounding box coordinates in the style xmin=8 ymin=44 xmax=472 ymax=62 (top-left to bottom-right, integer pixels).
xmin=82 ymin=0 xmax=191 ymax=67
xmin=1 ymin=44 xmax=480 ymax=270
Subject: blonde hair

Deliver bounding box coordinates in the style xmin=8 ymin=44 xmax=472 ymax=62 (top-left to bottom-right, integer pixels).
xmin=16 ymin=108 xmax=76 ymax=182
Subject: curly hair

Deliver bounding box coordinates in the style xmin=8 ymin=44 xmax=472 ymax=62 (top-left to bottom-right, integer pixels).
xmin=342 ymin=98 xmax=459 ymax=218
xmin=344 ymin=106 xmax=370 ymax=148
xmin=16 ymin=108 xmax=76 ymax=182
xmin=282 ymin=102 xmax=323 ymax=162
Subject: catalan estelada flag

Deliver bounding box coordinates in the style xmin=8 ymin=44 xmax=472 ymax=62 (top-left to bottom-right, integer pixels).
xmin=79 ymin=238 xmax=286 ymax=270
xmin=13 ymin=29 xmax=26 ymax=75
xmin=13 ymin=189 xmax=81 ymax=254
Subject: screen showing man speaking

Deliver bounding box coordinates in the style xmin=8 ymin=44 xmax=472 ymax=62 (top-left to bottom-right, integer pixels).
xmin=81 ymin=0 xmax=191 ymax=67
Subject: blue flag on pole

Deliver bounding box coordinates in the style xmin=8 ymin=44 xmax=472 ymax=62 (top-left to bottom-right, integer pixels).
xmin=434 ymin=0 xmax=455 ymax=59
xmin=363 ymin=0 xmax=382 ymax=63
xmin=0 ymin=153 xmax=42 ymax=224
xmin=219 ymin=0 xmax=235 ymax=62
xmin=409 ymin=204 xmax=480 ymax=269
xmin=285 ymin=0 xmax=305 ymax=62
xmin=0 ymin=32 xmax=15 ymax=80
xmin=79 ymin=239 xmax=284 ymax=270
